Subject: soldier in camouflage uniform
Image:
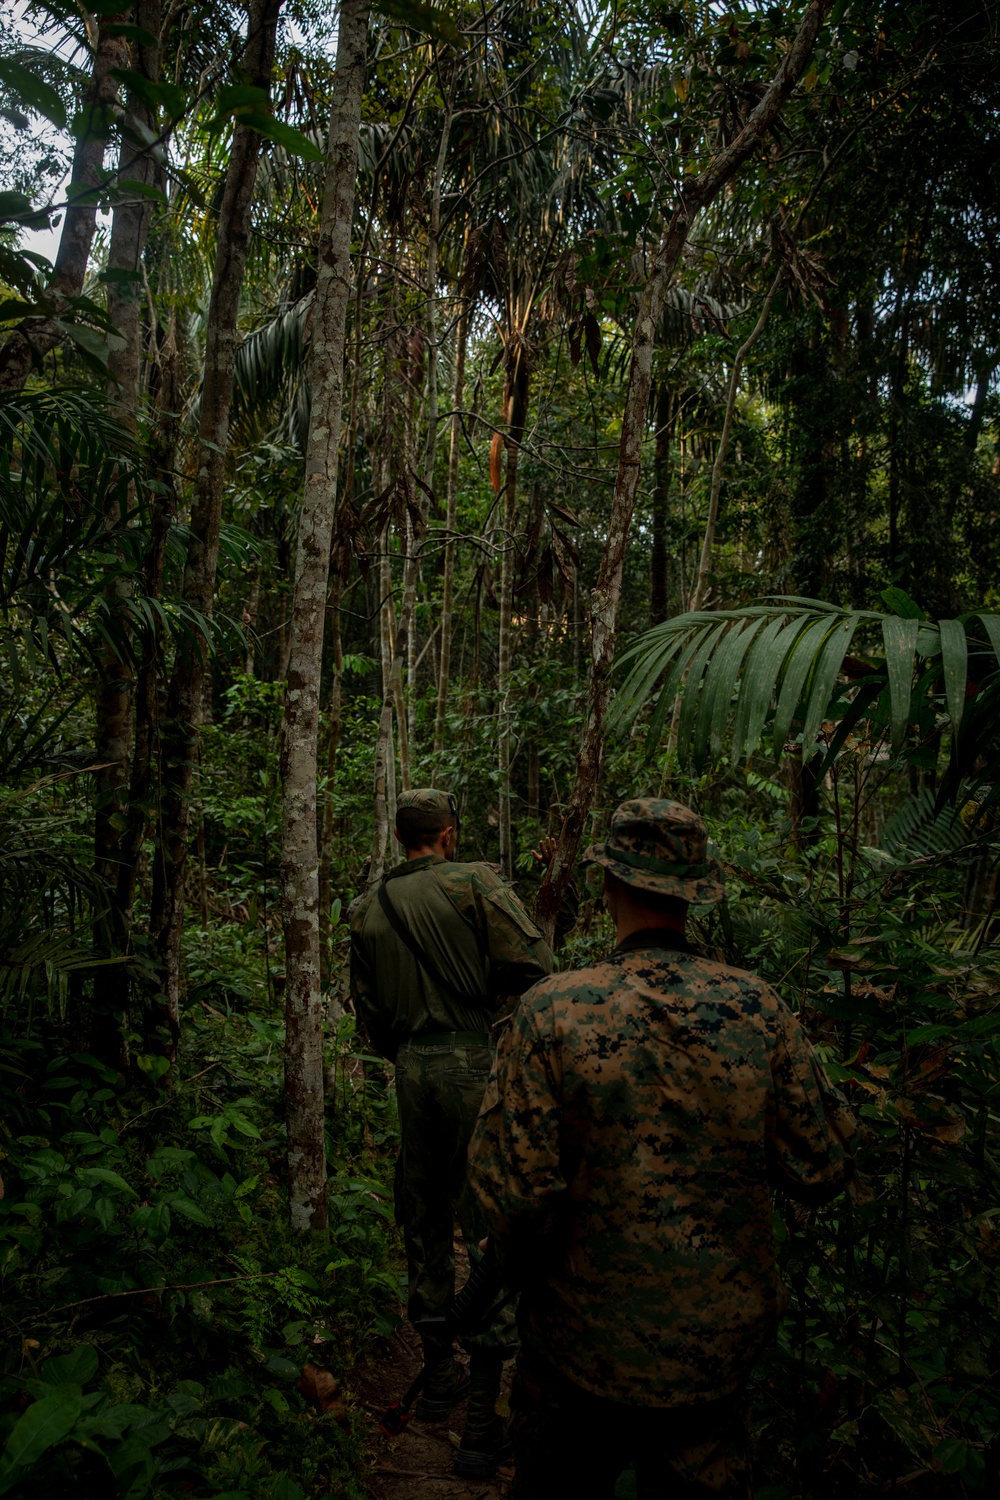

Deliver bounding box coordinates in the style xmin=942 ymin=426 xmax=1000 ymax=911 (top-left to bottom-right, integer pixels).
xmin=468 ymin=798 xmax=857 ymax=1499
xmin=350 ymin=788 xmax=555 ymax=1478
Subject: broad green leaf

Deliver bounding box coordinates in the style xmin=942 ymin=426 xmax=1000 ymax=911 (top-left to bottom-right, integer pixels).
xmin=772 ymin=617 xmax=830 ymax=755
xmin=167 ymin=1195 xmax=212 ymax=1225
xmin=676 ymin=622 xmax=728 ymax=762
xmin=881 ymin=586 xmax=924 ymax=619
xmin=79 ymin=1167 xmax=137 ymax=1196
xmin=110 ymin=70 xmax=185 ymax=120
xmin=54 ymin=320 xmax=111 ymax=373
xmin=94 ymin=1196 xmax=116 ymax=1230
xmin=881 ymin=615 xmax=919 ymax=751
xmin=610 ymin=629 xmax=687 ymax=733
xmin=974 ymin=612 xmax=1000 ymax=668
xmin=0 ymin=297 xmax=43 ymax=321
xmin=0 ymin=60 xmax=67 ymax=130
xmin=40 ymin=1346 xmax=98 ymax=1388
xmin=699 ymin=617 xmax=764 ymax=767
xmin=375 ymin=0 xmax=462 ymax=44
xmin=0 ymin=192 xmax=32 ymax=222
xmin=646 ymin=627 xmax=701 ymax=751
xmin=112 ymin=179 xmax=169 ymax=206
xmin=273 ymin=1479 xmax=307 ymax=1500
xmin=938 ymin=618 xmax=968 ymax=733
xmin=0 ymin=1391 xmax=82 ymax=1493
xmin=799 ymin=614 xmax=860 ymax=756
xmin=215 ymin=84 xmax=271 ymax=114
xmin=237 ymin=112 xmax=323 ymax=162
xmin=730 ymin=611 xmax=788 ymax=757
xmin=109 ymin=1433 xmax=155 ymax=1499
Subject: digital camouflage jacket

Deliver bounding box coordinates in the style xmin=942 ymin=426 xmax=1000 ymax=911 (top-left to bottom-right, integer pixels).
xmin=468 ymin=930 xmax=857 ymax=1407
xmin=349 ymin=855 xmax=554 ymax=1061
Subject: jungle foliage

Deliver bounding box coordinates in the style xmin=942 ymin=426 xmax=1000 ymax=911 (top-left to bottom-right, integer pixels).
xmin=0 ymin=0 xmax=999 ymax=1495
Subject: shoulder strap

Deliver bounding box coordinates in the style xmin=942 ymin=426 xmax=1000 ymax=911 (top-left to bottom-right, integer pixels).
xmin=378 ymin=878 xmax=488 ymax=1005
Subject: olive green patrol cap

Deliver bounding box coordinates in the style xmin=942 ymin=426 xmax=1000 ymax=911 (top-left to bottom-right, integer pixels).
xmin=396 ymin=787 xmax=458 ymax=817
xmin=583 ymin=798 xmax=725 ymax=904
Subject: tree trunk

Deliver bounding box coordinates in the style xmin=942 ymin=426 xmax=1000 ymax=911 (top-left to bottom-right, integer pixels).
xmin=92 ymin=2 xmax=164 ymax=1050
xmin=117 ymin=311 xmax=185 ymax=929
xmin=279 ymin=0 xmax=369 ymax=1234
xmin=688 ymin=267 xmax=783 ymax=613
xmin=534 ymin=0 xmax=832 ymax=942
xmin=650 ymin=381 xmax=674 ymax=626
xmin=0 ymin=13 xmax=130 ymax=392
xmin=433 ymin=293 xmax=471 ymax=759
xmin=149 ymin=0 xmax=282 ymax=1054
xmin=498 ymin=355 xmax=530 ymax=877
xmin=318 ymin=575 xmax=343 ymax=972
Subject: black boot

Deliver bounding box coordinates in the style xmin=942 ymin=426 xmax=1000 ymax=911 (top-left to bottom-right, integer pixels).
xmin=453 ymin=1352 xmax=511 ymax=1479
xmin=414 ymin=1336 xmax=470 ymax=1422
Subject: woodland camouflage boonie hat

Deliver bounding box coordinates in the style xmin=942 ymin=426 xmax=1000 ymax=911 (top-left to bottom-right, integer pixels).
xmin=396 ymin=787 xmax=459 ymax=818
xmin=583 ymin=799 xmax=725 ymax=904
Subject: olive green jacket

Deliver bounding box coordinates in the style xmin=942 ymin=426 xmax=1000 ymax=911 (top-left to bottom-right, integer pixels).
xmin=349 ymin=855 xmax=554 ymax=1061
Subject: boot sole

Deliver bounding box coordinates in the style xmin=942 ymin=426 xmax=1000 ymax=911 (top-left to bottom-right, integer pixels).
xmin=453 ymin=1438 xmax=513 ymax=1479
xmin=414 ymin=1368 xmax=471 ymax=1422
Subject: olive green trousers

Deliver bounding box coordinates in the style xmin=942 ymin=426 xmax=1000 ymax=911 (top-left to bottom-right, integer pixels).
xmin=395 ymin=1033 xmax=516 ymax=1354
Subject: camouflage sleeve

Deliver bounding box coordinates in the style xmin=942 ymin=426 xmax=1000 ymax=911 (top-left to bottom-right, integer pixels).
xmin=470 ymin=867 xmax=555 ymax=996
xmin=467 ymin=984 xmax=566 ymax=1281
xmin=767 ymin=999 xmax=858 ymax=1206
xmin=348 ymin=912 xmax=395 ymax=1062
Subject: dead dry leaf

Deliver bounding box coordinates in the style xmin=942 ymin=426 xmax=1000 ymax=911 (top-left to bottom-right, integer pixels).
xmin=298 ymin=1361 xmax=348 ymax=1425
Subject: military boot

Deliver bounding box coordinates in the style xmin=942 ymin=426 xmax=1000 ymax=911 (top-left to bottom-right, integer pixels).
xmin=453 ymin=1352 xmax=512 ymax=1479
xmin=414 ymin=1336 xmax=470 ymax=1422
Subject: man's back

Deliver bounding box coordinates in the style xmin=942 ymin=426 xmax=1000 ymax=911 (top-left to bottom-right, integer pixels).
xmin=350 ymin=853 xmax=552 ymax=1059
xmin=470 ymin=931 xmax=855 ymax=1407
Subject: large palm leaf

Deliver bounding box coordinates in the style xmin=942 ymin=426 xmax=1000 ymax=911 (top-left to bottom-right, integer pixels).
xmin=610 ymin=596 xmax=1000 ymax=785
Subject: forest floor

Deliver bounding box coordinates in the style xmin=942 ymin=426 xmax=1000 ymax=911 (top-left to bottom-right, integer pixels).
xmin=351 ymin=1243 xmax=514 ymax=1500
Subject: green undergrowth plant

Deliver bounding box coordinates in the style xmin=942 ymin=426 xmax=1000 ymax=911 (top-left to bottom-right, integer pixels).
xmin=690 ymin=760 xmax=1000 ymax=1497
xmin=0 ymin=998 xmax=397 ymax=1498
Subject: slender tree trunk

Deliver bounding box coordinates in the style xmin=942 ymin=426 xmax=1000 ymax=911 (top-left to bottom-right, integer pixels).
xmin=433 ymin=293 xmax=471 ymax=758
xmin=498 ymin=357 xmax=530 ymax=877
xmin=650 ymin=381 xmax=674 ymax=625
xmin=149 ymin=0 xmax=282 ymax=1053
xmin=318 ymin=574 xmax=343 ymax=977
xmin=534 ymin=0 xmax=831 ymax=941
xmin=279 ymin=0 xmax=369 ymax=1234
xmin=371 ymin=632 xmax=405 ymax=886
xmin=92 ymin=3 xmax=164 ymax=1049
xmin=117 ymin=311 xmax=185 ymax=928
xmin=0 ymin=13 xmax=130 ymax=391
xmin=688 ymin=267 xmax=783 ymax=613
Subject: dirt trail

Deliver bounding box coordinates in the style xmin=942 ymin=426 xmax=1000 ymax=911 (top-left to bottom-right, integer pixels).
xmin=353 ymin=1325 xmax=513 ymax=1499
xmin=352 ymin=1246 xmax=513 ymax=1500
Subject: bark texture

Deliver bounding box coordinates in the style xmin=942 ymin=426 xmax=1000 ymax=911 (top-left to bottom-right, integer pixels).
xmin=279 ymin=0 xmax=370 ymax=1234
xmin=0 ymin=14 xmax=129 ymax=392
xmin=688 ymin=267 xmax=784 ymax=613
xmin=497 ymin=352 xmax=529 ymax=876
xmin=432 ymin=296 xmax=470 ymax=759
xmin=149 ymin=0 xmax=282 ymax=1049
xmin=534 ymin=0 xmax=832 ymax=941
xmin=650 ymin=382 xmax=674 ymax=626
xmin=92 ymin=1 xmax=164 ymax=1038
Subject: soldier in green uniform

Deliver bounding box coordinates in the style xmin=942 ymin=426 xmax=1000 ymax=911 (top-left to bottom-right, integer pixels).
xmin=468 ymin=798 xmax=857 ymax=1499
xmin=350 ymin=788 xmax=555 ymax=1478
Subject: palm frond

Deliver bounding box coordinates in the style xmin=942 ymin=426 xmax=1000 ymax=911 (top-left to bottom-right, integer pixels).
xmin=611 ymin=599 xmax=1000 ymax=778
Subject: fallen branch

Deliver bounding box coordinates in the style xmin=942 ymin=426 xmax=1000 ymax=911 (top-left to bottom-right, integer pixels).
xmin=1 ymin=1271 xmax=277 ymax=1335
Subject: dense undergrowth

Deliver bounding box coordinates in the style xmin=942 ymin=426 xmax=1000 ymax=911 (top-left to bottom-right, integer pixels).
xmin=0 ymin=993 xmax=399 ymax=1499
xmin=2 ymin=679 xmax=999 ymax=1497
